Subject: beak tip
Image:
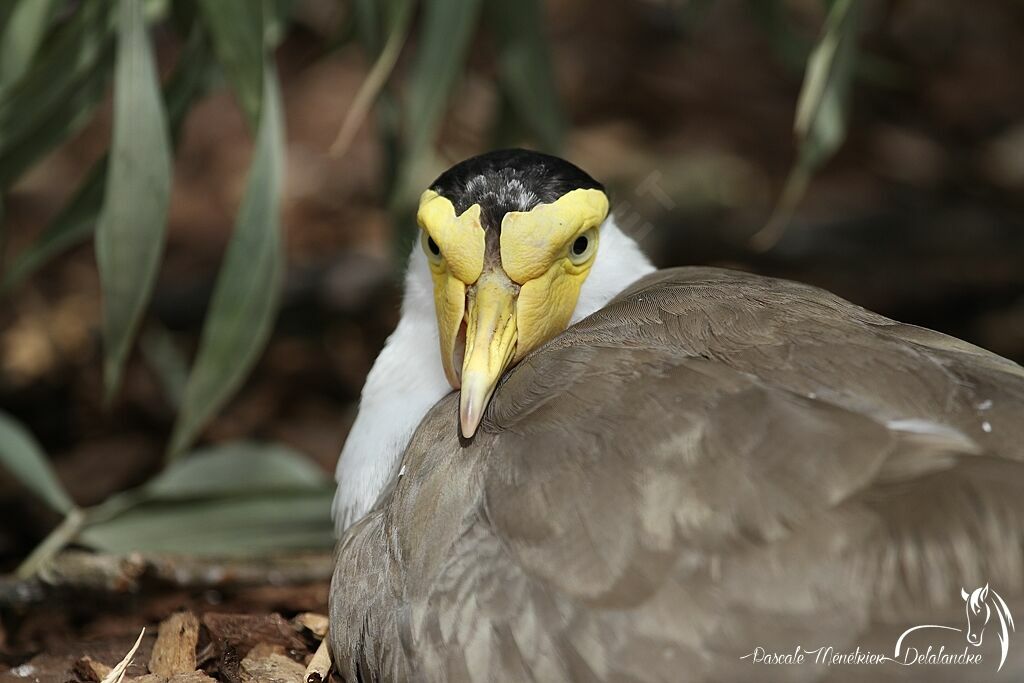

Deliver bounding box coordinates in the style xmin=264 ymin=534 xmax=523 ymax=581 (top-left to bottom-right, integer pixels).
xmin=459 ymin=404 xmax=481 ymax=438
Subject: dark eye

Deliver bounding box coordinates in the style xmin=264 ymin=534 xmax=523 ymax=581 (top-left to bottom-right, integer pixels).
xmin=567 ymin=228 xmax=598 ymax=265
xmin=427 ymin=236 xmax=440 ymax=256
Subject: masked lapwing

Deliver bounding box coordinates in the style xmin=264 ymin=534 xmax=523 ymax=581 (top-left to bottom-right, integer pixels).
xmin=330 ymin=149 xmax=1024 ymax=682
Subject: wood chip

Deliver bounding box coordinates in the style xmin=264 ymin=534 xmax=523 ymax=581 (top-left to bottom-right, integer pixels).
xmin=168 ymin=673 xmax=218 ymax=683
xmin=126 ymin=675 xmax=167 ymax=683
xmin=149 ymin=612 xmax=200 ymax=676
xmin=303 ymin=638 xmax=331 ymax=683
xmin=73 ymin=656 xmax=113 ymax=682
xmin=126 ymin=670 xmax=217 ymax=683
xmin=246 ymin=643 xmax=286 ymax=659
xmin=292 ymin=613 xmax=328 ymax=639
xmin=203 ymin=613 xmax=305 ymax=655
xmin=240 ymin=652 xmax=306 ymax=683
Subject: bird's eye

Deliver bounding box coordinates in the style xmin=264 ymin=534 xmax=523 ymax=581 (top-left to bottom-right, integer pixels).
xmin=567 ymin=228 xmax=598 ymax=265
xmin=422 ymin=232 xmax=442 ymax=263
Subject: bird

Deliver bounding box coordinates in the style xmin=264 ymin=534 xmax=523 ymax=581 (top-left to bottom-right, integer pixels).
xmin=329 ymin=149 xmax=1024 ymax=682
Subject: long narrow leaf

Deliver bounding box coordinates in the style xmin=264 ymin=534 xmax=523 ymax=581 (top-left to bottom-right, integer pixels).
xmin=396 ymin=0 xmax=483 ymax=204
xmin=0 ymin=3 xmax=15 ymax=30
xmin=0 ymin=0 xmax=117 ymax=189
xmin=0 ymin=29 xmax=210 ymax=296
xmin=197 ymin=0 xmax=263 ymax=124
xmin=329 ymin=0 xmax=413 ymax=157
xmin=405 ymin=0 xmax=483 ymax=152
xmin=79 ymin=494 xmax=334 ymax=556
xmin=0 ymin=51 xmax=114 ymax=189
xmin=352 ymin=0 xmax=384 ymax=53
xmin=140 ymin=324 xmax=189 ymax=408
xmin=488 ymin=0 xmax=564 ymax=151
xmin=167 ymin=67 xmax=286 ymax=459
xmin=0 ymin=0 xmax=114 ymax=141
xmin=349 ymin=0 xmax=406 ymax=204
xmin=264 ymin=0 xmax=295 ymax=48
xmin=144 ymin=441 xmax=330 ymax=500
xmin=95 ymin=0 xmax=174 ymax=398
xmin=73 ymin=441 xmax=328 ymax=541
xmin=0 ymin=411 xmax=74 ymax=514
xmin=1 ymin=160 xmax=105 ymax=294
xmin=793 ymin=0 xmax=861 ymax=168
xmin=0 ymin=0 xmax=59 ymax=90
xmin=750 ymin=0 xmax=862 ymax=250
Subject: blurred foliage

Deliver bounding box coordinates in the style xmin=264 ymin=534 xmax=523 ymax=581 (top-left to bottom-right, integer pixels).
xmin=167 ymin=66 xmax=286 ymax=460
xmin=79 ymin=442 xmax=334 ymax=557
xmin=95 ymin=0 xmax=173 ymax=398
xmin=1 ymin=0 xmax=296 ymax=572
xmin=0 ymin=0 xmax=861 ymax=572
xmin=752 ymin=0 xmax=862 ymax=249
xmin=16 ymin=441 xmax=334 ymax=577
xmin=0 ymin=410 xmax=74 ymax=516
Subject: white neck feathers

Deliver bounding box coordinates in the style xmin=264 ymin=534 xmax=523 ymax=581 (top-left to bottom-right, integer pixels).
xmin=332 ymin=217 xmax=654 ymax=532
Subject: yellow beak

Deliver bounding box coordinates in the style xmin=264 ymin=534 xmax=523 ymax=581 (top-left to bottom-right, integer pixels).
xmin=459 ymin=268 xmax=518 ymax=437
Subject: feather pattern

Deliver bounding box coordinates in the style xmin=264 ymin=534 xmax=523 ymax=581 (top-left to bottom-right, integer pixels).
xmin=330 ymin=267 xmax=1024 ymax=682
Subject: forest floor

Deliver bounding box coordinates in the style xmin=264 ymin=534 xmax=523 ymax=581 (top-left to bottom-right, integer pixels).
xmin=2 ymin=1 xmax=1024 ymax=680
xmin=0 ymin=552 xmax=334 ymax=682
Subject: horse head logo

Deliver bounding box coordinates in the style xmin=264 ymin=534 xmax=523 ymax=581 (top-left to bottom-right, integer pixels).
xmin=963 ymin=585 xmax=991 ymax=646
xmin=961 ymin=584 xmax=1015 ymax=668
xmin=895 ymin=583 xmax=1015 ymax=672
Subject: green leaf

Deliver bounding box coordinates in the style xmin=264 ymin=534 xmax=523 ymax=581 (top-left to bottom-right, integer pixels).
xmin=79 ymin=493 xmax=335 ymax=556
xmin=1 ymin=161 xmax=106 ymax=295
xmin=264 ymin=0 xmax=295 ymax=48
xmin=351 ymin=0 xmax=411 ymax=53
xmin=167 ymin=66 xmax=286 ymax=459
xmin=347 ymin=0 xmax=406 ymax=210
xmin=0 ymin=3 xmax=16 ymax=29
xmin=197 ymin=0 xmax=264 ymax=124
xmin=0 ymin=0 xmax=117 ymax=189
xmin=352 ymin=0 xmax=384 ymax=53
xmin=0 ymin=28 xmax=210 ymax=296
xmin=0 ymin=411 xmax=74 ymax=514
xmin=143 ymin=441 xmax=329 ymax=500
xmin=78 ymin=441 xmax=331 ymax=557
xmin=95 ymin=0 xmax=174 ymax=398
xmin=163 ymin=27 xmax=215 ymax=131
xmin=0 ymin=59 xmax=115 ymax=190
xmin=750 ymin=0 xmax=862 ymax=250
xmin=487 ymin=0 xmax=564 ymax=151
xmin=0 ymin=0 xmax=59 ymax=90
xmin=406 ymin=0 xmax=483 ymax=151
xmin=743 ymin=0 xmax=812 ymax=72
xmin=328 ymin=0 xmax=413 ymax=157
xmin=0 ymin=1 xmax=114 ymax=139
xmin=396 ymin=0 xmax=483 ymax=205
xmin=140 ymin=325 xmax=189 ymax=408
xmin=793 ymin=0 xmax=861 ymax=171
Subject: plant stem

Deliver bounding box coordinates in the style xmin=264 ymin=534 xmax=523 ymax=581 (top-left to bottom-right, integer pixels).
xmin=15 ymin=507 xmax=86 ymax=579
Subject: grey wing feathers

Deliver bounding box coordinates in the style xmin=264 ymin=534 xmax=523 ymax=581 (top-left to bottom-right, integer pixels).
xmin=330 ymin=267 xmax=1024 ymax=682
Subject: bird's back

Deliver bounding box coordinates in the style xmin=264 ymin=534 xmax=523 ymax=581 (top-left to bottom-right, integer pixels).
xmin=330 ymin=267 xmax=1024 ymax=682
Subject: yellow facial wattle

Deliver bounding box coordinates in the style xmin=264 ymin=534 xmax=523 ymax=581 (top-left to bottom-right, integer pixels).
xmin=417 ymin=190 xmax=485 ymax=283
xmin=417 ymin=186 xmax=609 ymax=438
xmin=500 ymin=188 xmax=608 ymax=361
xmin=416 ymin=190 xmax=485 ymax=388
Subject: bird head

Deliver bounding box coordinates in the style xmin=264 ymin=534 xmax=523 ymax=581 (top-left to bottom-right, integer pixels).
xmin=416 ymin=149 xmax=610 ymax=438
